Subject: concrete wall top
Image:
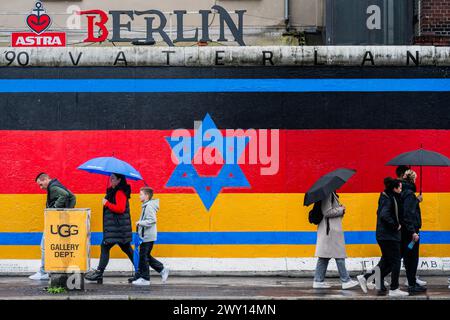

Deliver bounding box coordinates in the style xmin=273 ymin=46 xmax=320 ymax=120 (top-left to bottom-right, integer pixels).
xmin=1 ymin=46 xmax=449 ymax=67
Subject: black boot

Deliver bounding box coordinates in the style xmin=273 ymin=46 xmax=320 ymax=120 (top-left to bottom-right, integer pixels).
xmin=128 ymin=272 xmax=140 ymax=283
xmin=85 ymin=269 xmax=103 ymax=284
xmin=377 ymin=285 xmax=388 ymax=296
xmin=128 ymin=276 xmax=138 ymax=283
xmin=408 ymin=284 xmax=427 ymax=294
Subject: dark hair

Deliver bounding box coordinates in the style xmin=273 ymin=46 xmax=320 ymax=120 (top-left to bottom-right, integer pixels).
xmin=110 ymin=173 xmax=131 ymax=198
xmin=395 ymin=165 xmax=410 ymax=179
xmin=384 ymin=177 xmax=401 ymax=192
xmin=112 ymin=173 xmax=128 ymax=186
xmin=35 ymin=172 xmax=49 ymax=182
xmin=140 ymin=187 xmax=153 ymax=199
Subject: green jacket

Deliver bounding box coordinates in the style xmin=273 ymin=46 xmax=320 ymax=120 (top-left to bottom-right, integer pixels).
xmin=46 ymin=179 xmax=76 ymax=208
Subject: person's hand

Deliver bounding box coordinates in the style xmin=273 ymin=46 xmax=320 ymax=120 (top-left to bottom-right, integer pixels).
xmin=417 ymin=194 xmax=423 ymax=203
xmin=102 ymin=198 xmax=108 ymax=206
xmin=398 ymin=225 xmax=402 ymax=231
xmin=412 ymin=233 xmax=420 ymax=242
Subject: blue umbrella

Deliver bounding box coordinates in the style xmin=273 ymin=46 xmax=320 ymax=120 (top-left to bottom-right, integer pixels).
xmin=133 ymin=231 xmax=142 ymax=273
xmin=77 ymin=156 xmax=143 ymax=181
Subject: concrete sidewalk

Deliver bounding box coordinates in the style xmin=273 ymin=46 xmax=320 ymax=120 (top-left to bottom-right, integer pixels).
xmin=0 ymin=275 xmax=449 ymax=300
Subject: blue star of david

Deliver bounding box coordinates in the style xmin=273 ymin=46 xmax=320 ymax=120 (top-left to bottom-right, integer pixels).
xmin=166 ymin=114 xmax=250 ymax=210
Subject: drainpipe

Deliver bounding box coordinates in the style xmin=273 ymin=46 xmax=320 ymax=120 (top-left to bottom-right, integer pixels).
xmin=284 ymin=0 xmax=290 ymax=31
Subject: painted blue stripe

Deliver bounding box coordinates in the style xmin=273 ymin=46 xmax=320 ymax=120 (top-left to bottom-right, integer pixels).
xmin=1 ymin=231 xmax=450 ymax=245
xmin=0 ymin=79 xmax=449 ymax=92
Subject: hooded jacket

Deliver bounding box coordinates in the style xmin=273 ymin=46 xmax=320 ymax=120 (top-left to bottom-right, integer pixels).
xmin=137 ymin=199 xmax=159 ymax=242
xmin=46 ymin=179 xmax=76 ymax=208
xmin=376 ymin=191 xmax=401 ymax=242
xmin=400 ymin=181 xmax=422 ymax=236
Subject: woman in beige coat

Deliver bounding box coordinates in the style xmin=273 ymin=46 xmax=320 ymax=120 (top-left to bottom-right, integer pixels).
xmin=313 ymin=192 xmax=362 ymax=290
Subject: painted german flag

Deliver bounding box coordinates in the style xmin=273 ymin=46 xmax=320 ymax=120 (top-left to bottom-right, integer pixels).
xmin=0 ymin=67 xmax=449 ymax=260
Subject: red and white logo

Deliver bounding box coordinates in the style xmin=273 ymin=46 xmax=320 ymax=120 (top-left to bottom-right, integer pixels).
xmin=12 ymin=2 xmax=66 ymax=47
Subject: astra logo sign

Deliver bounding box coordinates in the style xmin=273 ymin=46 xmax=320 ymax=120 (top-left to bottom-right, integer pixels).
xmin=77 ymin=5 xmax=246 ymax=46
xmin=11 ymin=2 xmax=66 ymax=47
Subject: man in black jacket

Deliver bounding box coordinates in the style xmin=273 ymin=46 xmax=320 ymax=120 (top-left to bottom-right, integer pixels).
xmin=400 ymin=169 xmax=426 ymax=294
xmin=396 ymin=165 xmax=427 ymax=288
xmin=29 ymin=173 xmax=76 ymax=281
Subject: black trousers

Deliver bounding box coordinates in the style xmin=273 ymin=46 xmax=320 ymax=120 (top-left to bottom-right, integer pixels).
xmin=364 ymin=240 xmax=401 ymax=290
xmin=135 ymin=241 xmax=164 ymax=281
xmin=401 ymin=233 xmax=420 ymax=287
xmin=98 ymin=241 xmax=134 ymax=271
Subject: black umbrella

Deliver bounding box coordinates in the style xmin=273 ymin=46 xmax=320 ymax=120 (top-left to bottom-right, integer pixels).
xmin=303 ymin=168 xmax=356 ymax=206
xmin=386 ymin=147 xmax=450 ymax=194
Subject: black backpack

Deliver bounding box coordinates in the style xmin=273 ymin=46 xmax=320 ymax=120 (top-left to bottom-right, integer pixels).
xmin=308 ymin=201 xmax=323 ymax=225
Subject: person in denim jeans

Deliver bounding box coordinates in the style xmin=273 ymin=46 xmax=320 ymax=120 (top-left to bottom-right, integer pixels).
xmin=313 ymin=192 xmax=364 ymax=291
xmin=30 ymin=173 xmax=76 ymax=281
xmin=129 ymin=187 xmax=169 ymax=285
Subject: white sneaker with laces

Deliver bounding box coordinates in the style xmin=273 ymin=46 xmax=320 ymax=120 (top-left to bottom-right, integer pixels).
xmin=405 ymin=277 xmax=427 ymax=286
xmin=357 ymin=275 xmax=368 ymax=293
xmin=342 ymin=280 xmax=359 ymax=290
xmin=161 ymin=268 xmax=169 ymax=283
xmin=313 ymin=281 xmax=332 ymax=289
xmin=132 ymin=278 xmax=150 ymax=286
xmin=389 ymin=288 xmax=409 ymax=297
xmin=28 ymin=272 xmax=49 ymax=280
xmin=367 ymin=280 xmax=390 ymax=290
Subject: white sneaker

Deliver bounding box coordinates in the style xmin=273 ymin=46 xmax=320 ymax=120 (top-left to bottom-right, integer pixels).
xmin=161 ymin=268 xmax=169 ymax=283
xmin=405 ymin=277 xmax=427 ymax=286
xmin=367 ymin=280 xmax=390 ymax=290
xmin=357 ymin=275 xmax=368 ymax=293
xmin=313 ymin=281 xmax=332 ymax=289
xmin=342 ymin=280 xmax=359 ymax=290
xmin=28 ymin=272 xmax=49 ymax=280
xmin=132 ymin=278 xmax=150 ymax=286
xmin=416 ymin=277 xmax=427 ymax=286
xmin=389 ymin=288 xmax=409 ymax=297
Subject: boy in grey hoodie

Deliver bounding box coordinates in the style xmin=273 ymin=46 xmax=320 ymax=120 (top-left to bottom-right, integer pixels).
xmin=131 ymin=187 xmax=169 ymax=286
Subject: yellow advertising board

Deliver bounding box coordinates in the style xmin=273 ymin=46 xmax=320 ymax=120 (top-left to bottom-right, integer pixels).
xmin=44 ymin=209 xmax=91 ymax=273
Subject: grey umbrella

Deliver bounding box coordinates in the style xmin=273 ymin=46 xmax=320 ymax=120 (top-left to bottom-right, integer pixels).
xmin=303 ymin=168 xmax=356 ymax=206
xmin=386 ymin=147 xmax=450 ymax=194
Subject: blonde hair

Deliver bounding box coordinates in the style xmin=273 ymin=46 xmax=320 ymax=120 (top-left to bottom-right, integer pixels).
xmin=403 ymin=169 xmax=417 ymax=183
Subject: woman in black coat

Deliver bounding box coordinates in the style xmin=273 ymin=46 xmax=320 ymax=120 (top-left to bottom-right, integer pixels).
xmin=357 ymin=177 xmax=408 ymax=297
xmin=85 ymin=173 xmax=134 ymax=283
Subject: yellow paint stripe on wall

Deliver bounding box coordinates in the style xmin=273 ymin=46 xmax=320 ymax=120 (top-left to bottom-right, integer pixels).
xmin=1 ymin=193 xmax=450 ymax=232
xmin=2 ymin=244 xmax=450 ymax=259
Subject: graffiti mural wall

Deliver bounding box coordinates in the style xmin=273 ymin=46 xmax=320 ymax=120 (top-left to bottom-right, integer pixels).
xmin=0 ymin=65 xmax=449 ymax=271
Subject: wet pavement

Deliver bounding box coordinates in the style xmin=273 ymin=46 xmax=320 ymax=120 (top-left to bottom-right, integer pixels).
xmin=0 ymin=275 xmax=449 ymax=300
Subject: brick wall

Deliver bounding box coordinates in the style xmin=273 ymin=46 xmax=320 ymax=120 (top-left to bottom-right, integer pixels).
xmin=415 ymin=0 xmax=450 ymax=45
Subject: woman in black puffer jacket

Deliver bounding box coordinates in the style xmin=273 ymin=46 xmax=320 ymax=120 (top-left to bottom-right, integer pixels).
xmin=85 ymin=173 xmax=134 ymax=283
xmin=357 ymin=177 xmax=408 ymax=297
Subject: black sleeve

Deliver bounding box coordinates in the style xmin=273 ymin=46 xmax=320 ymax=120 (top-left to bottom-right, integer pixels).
xmin=379 ymin=197 xmax=399 ymax=230
xmin=402 ymin=192 xmax=417 ymax=235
